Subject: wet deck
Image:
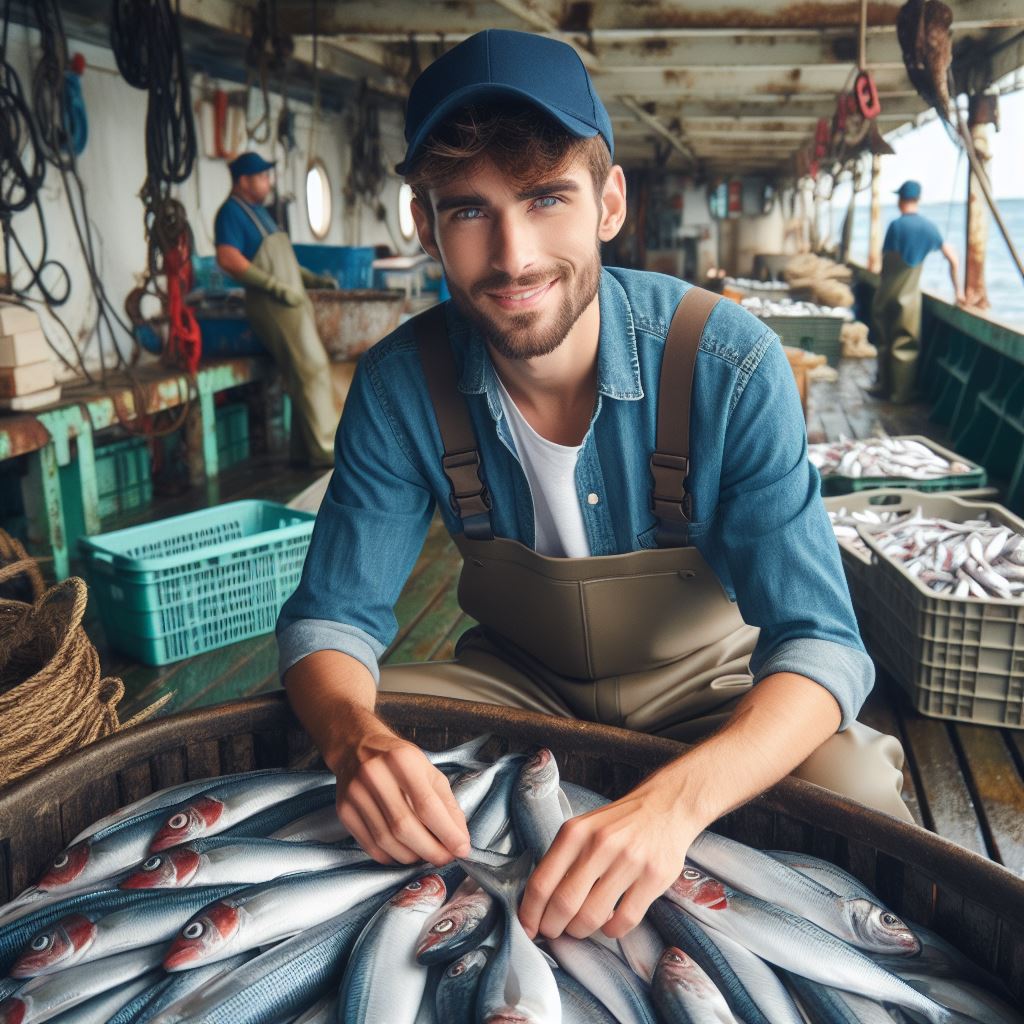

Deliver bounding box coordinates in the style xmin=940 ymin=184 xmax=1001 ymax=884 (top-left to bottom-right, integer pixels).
xmin=87 ymin=353 xmax=1024 ymax=877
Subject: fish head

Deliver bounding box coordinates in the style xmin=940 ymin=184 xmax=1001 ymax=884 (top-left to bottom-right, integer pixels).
xmin=848 ymin=900 xmax=921 ymax=955
xmin=445 ymin=947 xmax=488 ymax=979
xmin=485 ymin=1013 xmax=532 ymax=1024
xmin=151 ymin=798 xmax=224 ymax=851
xmin=0 ymin=998 xmax=26 ymax=1024
xmin=394 ymin=873 xmax=447 ymax=911
xmin=518 ymin=748 xmax=559 ymax=798
xmin=655 ymin=946 xmax=714 ymax=996
xmin=10 ymin=914 xmax=96 ymax=977
xmin=670 ymin=867 xmax=729 ymax=910
xmin=35 ymin=842 xmax=90 ymax=891
xmin=163 ymin=902 xmax=240 ymax=970
xmin=122 ymin=848 xmax=201 ymax=889
xmin=416 ymin=891 xmax=492 ymax=962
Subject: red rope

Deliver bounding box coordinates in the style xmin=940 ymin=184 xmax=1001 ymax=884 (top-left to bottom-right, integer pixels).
xmin=163 ymin=235 xmax=202 ymax=374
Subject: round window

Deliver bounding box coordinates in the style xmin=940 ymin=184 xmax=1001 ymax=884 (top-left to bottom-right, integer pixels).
xmin=398 ymin=183 xmax=415 ymax=240
xmin=306 ymin=160 xmax=332 ymax=239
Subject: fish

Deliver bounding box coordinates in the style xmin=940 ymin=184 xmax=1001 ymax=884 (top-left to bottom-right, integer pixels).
xmin=666 ymin=866 xmax=961 ymax=1023
xmin=289 ymin=995 xmax=337 ymax=1023
xmin=784 ymin=973 xmax=864 ymax=1023
xmin=50 ymin=972 xmax=163 ymax=1024
xmin=511 ymin=748 xmax=574 ymax=862
xmin=163 ymin=861 xmax=417 ymax=969
xmin=222 ymin=786 xmax=338 ymax=840
xmin=687 ymin=830 xmax=919 ymax=955
xmin=268 ymin=804 xmax=349 ymax=844
xmin=10 ymin=885 xmax=238 ymax=977
xmin=148 ymin=772 xmax=333 ymax=851
xmin=554 ymin=967 xmax=619 ymax=1024
xmin=808 ymin=437 xmax=974 ymax=483
xmin=148 ymin=899 xmax=380 ymax=1024
xmin=547 ymin=933 xmax=659 ymax=1024
xmin=338 ymin=874 xmax=448 ymax=1023
xmin=651 ymin=946 xmax=737 ymax=1023
xmin=450 ymin=754 xmax=526 ymax=824
xmin=615 ymin=921 xmax=664 ymax=984
xmin=0 ymin=944 xmax=165 ymax=1023
xmin=435 ymin=946 xmax=491 ymax=1023
xmin=120 ymin=956 xmax=255 ymax=1024
xmin=886 ymin=970 xmax=1024 ymax=1023
xmin=416 ymin=880 xmax=499 ymax=965
xmin=458 ymin=847 xmax=561 ymax=1024
xmin=120 ymin=837 xmax=366 ymax=889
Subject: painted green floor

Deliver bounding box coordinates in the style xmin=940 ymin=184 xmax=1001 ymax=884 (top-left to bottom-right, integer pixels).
xmin=82 ymin=354 xmax=1024 ymax=877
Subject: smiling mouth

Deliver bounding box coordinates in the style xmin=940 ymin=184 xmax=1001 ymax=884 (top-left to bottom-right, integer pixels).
xmin=486 ymin=279 xmax=556 ymax=305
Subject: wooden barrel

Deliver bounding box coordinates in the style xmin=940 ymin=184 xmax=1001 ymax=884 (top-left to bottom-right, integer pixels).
xmin=1 ymin=692 xmax=1022 ymax=1001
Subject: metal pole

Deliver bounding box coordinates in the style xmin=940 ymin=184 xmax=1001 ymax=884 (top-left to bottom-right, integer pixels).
xmin=964 ymin=94 xmax=996 ymax=310
xmin=868 ymin=153 xmax=882 ymax=272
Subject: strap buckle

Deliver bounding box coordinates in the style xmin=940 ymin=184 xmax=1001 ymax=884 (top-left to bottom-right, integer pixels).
xmin=442 ymin=447 xmax=492 ymax=518
xmin=649 ymin=451 xmax=691 ymax=523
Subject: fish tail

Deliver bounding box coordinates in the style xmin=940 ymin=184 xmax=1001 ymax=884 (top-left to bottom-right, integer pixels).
xmin=456 ymin=848 xmax=532 ymax=906
xmin=426 ymin=735 xmax=493 ymax=766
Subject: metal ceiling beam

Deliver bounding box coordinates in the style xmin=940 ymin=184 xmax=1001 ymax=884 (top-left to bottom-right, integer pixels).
xmin=619 ymin=96 xmax=698 ymax=166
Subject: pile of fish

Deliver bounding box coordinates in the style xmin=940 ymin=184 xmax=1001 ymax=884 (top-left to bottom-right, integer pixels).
xmin=866 ymin=511 xmax=1024 ymax=599
xmin=828 ymin=505 xmax=907 ymax=558
xmin=809 ymin=436 xmax=975 ymax=481
xmin=724 ymin=278 xmax=791 ymax=294
xmin=739 ymin=295 xmax=852 ymax=319
xmin=0 ymin=738 xmax=1020 ymax=1023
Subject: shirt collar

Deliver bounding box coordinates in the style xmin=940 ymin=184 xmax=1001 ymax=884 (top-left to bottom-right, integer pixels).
xmin=453 ymin=268 xmax=643 ymax=401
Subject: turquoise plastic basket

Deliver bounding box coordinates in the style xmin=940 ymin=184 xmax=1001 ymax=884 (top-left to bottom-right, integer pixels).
xmin=80 ymin=501 xmax=315 ymax=665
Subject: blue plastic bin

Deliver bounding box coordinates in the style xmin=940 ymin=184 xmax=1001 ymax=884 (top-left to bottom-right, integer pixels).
xmin=195 ymin=312 xmax=265 ymax=357
xmin=293 ymin=244 xmax=375 ymax=289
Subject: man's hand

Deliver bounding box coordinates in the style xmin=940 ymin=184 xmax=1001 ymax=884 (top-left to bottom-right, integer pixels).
xmin=334 ymin=723 xmax=472 ymax=867
xmin=518 ymin=772 xmax=699 ymax=941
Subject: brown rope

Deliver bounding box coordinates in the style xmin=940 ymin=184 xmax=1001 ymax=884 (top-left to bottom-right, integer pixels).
xmin=0 ymin=531 xmax=45 ymax=604
xmin=0 ymin=538 xmax=172 ymax=786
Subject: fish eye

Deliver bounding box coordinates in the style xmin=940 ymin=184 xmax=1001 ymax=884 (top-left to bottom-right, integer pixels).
xmin=183 ymin=922 xmax=205 ymax=940
xmin=143 ymin=857 xmax=162 ymax=871
xmin=52 ymin=853 xmax=69 ymax=869
xmin=168 ymin=814 xmax=189 ymax=830
xmin=881 ymin=912 xmax=899 ymax=926
xmin=407 ymin=881 xmax=422 ymax=891
xmin=30 ymin=935 xmax=51 ymax=951
xmin=433 ymin=919 xmax=455 ymax=933
xmin=666 ymin=951 xmax=684 ymax=963
xmin=449 ymin=962 xmax=466 ymax=977
xmin=682 ymin=868 xmax=701 ymax=880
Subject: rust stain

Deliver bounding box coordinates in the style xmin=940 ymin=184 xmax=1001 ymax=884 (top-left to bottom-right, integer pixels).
xmin=617 ymin=2 xmax=900 ymax=30
xmin=0 ymin=419 xmax=52 ymax=459
xmin=661 ymin=68 xmax=695 ymax=88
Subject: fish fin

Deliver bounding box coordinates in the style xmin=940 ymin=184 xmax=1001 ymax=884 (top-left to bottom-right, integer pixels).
xmin=425 ymin=735 xmax=493 ymax=766
xmin=538 ymin=947 xmax=559 ymax=969
xmin=556 ymin=788 xmax=574 ymax=823
xmin=457 ymin=848 xmax=533 ymax=906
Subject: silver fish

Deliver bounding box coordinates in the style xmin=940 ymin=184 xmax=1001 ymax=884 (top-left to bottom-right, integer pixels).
xmin=651 ymin=946 xmax=737 ymax=1023
xmin=128 ymin=955 xmax=255 ymax=1024
xmin=435 ymin=946 xmax=490 ymax=1023
xmin=554 ymin=967 xmax=619 ymax=1024
xmin=416 ymin=881 xmax=499 ymax=965
xmin=450 ymin=754 xmax=525 ymax=823
xmin=339 ymin=875 xmax=447 ymax=1023
xmin=512 ymin=749 xmax=573 ymax=861
xmin=52 ymin=972 xmax=163 ymax=1024
xmin=458 ymin=848 xmax=561 ymax=1024
xmin=269 ymin=805 xmax=349 ymax=844
xmin=289 ymin=996 xmax=336 ymax=1024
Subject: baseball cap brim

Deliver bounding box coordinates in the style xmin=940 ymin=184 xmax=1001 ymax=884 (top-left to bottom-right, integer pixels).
xmin=395 ymin=83 xmax=605 ymax=175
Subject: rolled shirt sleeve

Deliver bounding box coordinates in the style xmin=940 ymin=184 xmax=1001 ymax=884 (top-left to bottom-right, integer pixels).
xmin=713 ymin=334 xmax=874 ymax=729
xmin=276 ymin=351 xmax=435 ymax=683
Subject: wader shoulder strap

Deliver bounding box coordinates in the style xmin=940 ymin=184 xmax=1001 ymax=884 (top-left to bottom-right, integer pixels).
xmin=651 ymin=285 xmax=721 ymax=547
xmin=414 ymin=304 xmax=494 ymax=541
xmin=230 ymin=195 xmax=272 ymax=239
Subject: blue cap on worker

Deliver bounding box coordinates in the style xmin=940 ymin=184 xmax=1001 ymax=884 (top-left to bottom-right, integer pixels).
xmin=228 ymin=152 xmax=276 ymax=179
xmin=396 ymin=29 xmax=614 ymax=174
xmin=895 ymin=180 xmax=922 ymax=200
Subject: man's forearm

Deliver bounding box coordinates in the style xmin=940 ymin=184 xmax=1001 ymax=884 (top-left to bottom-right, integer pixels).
xmin=283 ymin=650 xmax=381 ymax=773
xmin=652 ymin=671 xmax=843 ymax=829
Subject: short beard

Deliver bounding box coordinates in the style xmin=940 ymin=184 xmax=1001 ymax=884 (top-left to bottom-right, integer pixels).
xmin=446 ymin=242 xmax=602 ymax=361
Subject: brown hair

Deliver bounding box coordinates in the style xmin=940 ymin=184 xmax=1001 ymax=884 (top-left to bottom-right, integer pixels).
xmin=403 ymin=103 xmax=612 ymax=224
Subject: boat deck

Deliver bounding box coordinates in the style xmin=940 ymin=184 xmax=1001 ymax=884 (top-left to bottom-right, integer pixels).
xmin=87 ymin=353 xmax=1024 ymax=876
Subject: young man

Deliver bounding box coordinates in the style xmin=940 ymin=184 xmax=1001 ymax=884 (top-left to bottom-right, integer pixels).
xmin=869 ymin=179 xmax=965 ymax=403
xmin=278 ymin=30 xmax=911 ymax=943
xmin=214 ymin=152 xmax=339 ymax=467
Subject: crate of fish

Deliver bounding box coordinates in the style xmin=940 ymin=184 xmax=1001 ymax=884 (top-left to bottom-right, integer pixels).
xmin=810 ymin=435 xmax=987 ymax=496
xmin=1 ymin=692 xmax=1023 ymax=1021
xmin=79 ymin=500 xmax=315 ymax=665
xmin=856 ymin=493 xmax=1024 ymax=727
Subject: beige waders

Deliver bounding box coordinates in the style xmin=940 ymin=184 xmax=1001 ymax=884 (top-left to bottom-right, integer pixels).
xmin=381 ymin=289 xmax=911 ymax=822
xmin=231 ymin=197 xmax=338 ymax=467
xmin=871 ymin=250 xmax=926 ymax=405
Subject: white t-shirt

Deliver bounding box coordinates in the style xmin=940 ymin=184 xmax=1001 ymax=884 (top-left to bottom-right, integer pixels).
xmin=494 ymin=375 xmax=591 ymax=558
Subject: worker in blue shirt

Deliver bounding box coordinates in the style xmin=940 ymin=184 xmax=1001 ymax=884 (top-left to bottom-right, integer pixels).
xmin=869 ymin=180 xmax=964 ymax=404
xmin=279 ymin=30 xmax=912 ymax=944
xmin=214 ymin=152 xmax=339 ymax=467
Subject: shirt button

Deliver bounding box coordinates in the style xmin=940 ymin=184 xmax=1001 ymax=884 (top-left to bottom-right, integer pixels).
xmin=587 ymin=493 xmax=599 ymax=506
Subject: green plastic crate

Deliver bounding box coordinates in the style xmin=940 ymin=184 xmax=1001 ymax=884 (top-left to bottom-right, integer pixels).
xmin=80 ymin=500 xmax=315 ymax=665
xmin=855 ymin=493 xmax=1024 ymax=728
xmin=758 ymin=314 xmax=843 ymax=367
xmin=216 ymin=403 xmax=250 ymax=470
xmin=818 ymin=435 xmax=987 ymax=496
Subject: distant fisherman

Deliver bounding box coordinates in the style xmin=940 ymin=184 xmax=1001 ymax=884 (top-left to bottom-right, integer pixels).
xmin=869 ymin=180 xmax=965 ymax=404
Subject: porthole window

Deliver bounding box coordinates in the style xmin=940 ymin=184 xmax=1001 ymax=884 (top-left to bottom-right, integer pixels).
xmin=398 ymin=183 xmax=415 ymax=240
xmin=306 ymin=159 xmax=332 ymax=239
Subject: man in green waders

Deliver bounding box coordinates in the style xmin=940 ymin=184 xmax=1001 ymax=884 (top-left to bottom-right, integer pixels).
xmin=869 ymin=180 xmax=965 ymax=404
xmin=215 ymin=152 xmax=339 ymax=467
xmin=278 ymin=30 xmax=913 ymax=944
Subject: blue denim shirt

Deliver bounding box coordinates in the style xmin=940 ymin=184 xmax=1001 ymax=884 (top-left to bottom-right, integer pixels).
xmin=278 ymin=267 xmax=873 ymax=729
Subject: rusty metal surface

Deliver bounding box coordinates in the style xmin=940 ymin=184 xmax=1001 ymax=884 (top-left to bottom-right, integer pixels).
xmin=0 ymin=415 xmax=52 ymax=461
xmin=965 ymin=96 xmax=997 ymax=311
xmin=309 ymin=289 xmax=404 ymax=361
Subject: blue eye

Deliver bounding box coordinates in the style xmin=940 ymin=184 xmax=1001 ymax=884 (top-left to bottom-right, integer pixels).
xmin=454 ymin=208 xmax=483 ymax=221
xmin=533 ymin=196 xmax=560 ymax=209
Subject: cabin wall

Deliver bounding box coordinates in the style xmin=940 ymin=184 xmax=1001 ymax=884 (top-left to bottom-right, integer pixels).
xmin=716 ymin=203 xmax=787 ymax=278
xmin=4 ymin=25 xmax=415 ymax=379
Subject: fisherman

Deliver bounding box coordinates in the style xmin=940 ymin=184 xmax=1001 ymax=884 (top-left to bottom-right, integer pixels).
xmin=869 ymin=180 xmax=965 ymax=404
xmin=278 ymin=30 xmax=913 ymax=944
xmin=214 ymin=151 xmax=339 ymax=468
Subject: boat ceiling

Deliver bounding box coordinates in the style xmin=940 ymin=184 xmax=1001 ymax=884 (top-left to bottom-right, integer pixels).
xmin=32 ymin=0 xmax=1024 ymax=180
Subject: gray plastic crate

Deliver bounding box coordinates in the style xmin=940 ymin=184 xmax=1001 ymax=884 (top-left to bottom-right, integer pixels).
xmin=855 ymin=493 xmax=1024 ymax=728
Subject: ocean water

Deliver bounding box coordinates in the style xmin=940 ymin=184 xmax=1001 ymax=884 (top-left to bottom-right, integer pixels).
xmin=844 ymin=198 xmax=1024 ymax=330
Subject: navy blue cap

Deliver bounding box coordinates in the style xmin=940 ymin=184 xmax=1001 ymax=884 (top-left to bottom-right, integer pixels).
xmin=895 ymin=180 xmax=922 ymax=200
xmin=397 ymin=29 xmax=614 ymax=173
xmin=228 ymin=152 xmax=275 ymax=179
